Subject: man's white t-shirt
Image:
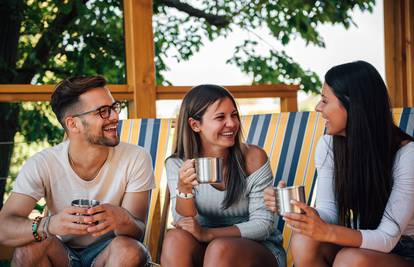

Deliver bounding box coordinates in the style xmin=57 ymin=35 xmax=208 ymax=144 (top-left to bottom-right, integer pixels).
xmin=13 ymin=141 xmax=155 ymax=247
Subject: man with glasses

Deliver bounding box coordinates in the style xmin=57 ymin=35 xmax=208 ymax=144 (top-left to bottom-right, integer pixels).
xmin=0 ymin=76 xmax=155 ymax=266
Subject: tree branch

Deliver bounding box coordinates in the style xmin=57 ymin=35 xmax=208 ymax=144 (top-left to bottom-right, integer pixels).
xmin=158 ymin=0 xmax=230 ymax=27
xmin=15 ymin=0 xmax=89 ymax=83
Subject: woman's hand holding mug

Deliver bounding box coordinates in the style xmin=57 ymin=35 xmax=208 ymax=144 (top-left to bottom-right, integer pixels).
xmin=178 ymin=159 xmax=198 ymax=192
xmin=263 ymin=181 xmax=286 ymax=213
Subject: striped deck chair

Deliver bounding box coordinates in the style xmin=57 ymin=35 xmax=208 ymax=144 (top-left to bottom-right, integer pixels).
xmin=242 ymin=108 xmax=414 ymax=267
xmin=242 ymin=111 xmax=325 ymax=266
xmin=117 ymin=118 xmax=175 ymax=261
xmin=393 ymin=107 xmax=414 ymax=136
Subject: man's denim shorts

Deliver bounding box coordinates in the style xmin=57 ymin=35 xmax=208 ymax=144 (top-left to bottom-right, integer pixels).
xmin=63 ymin=237 xmax=113 ymax=267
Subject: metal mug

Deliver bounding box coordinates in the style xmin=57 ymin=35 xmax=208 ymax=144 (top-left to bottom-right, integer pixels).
xmin=274 ymin=185 xmax=306 ymax=215
xmin=194 ymin=157 xmax=223 ymax=184
xmin=71 ymin=199 xmax=100 ymax=224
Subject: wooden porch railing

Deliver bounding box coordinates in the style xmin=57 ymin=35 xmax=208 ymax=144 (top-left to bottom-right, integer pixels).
xmin=0 ymin=84 xmax=299 ymax=113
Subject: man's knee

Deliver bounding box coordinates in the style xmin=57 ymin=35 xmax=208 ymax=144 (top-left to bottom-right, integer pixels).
xmin=12 ymin=241 xmax=48 ymax=266
xmin=108 ymin=236 xmax=149 ymax=265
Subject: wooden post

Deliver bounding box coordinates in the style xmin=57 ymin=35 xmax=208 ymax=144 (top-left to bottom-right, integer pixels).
xmin=123 ymin=0 xmax=160 ymax=260
xmin=280 ymin=96 xmax=298 ymax=112
xmin=123 ymin=0 xmax=156 ymax=118
xmin=384 ymin=0 xmax=414 ymax=107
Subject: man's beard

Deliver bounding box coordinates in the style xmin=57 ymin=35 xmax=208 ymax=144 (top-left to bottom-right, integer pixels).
xmin=81 ymin=119 xmax=120 ymax=147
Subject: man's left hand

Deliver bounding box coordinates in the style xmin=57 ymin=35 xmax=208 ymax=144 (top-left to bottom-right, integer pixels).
xmin=85 ymin=204 xmax=128 ymax=237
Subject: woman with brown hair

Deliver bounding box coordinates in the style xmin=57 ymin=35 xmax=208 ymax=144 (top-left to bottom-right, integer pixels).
xmin=161 ymin=84 xmax=285 ymax=267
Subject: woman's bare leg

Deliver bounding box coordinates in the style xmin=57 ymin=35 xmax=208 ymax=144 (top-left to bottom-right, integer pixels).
xmin=160 ymin=229 xmax=205 ymax=267
xmin=291 ymin=233 xmax=340 ymax=267
xmin=333 ymin=247 xmax=413 ymax=267
xmin=203 ymin=237 xmax=279 ymax=267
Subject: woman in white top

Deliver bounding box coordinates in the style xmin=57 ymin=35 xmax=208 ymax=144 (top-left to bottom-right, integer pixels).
xmin=264 ymin=60 xmax=414 ymax=266
xmin=161 ymin=85 xmax=284 ymax=267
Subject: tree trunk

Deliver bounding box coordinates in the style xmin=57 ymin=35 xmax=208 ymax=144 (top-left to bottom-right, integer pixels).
xmin=0 ymin=1 xmax=23 ymax=209
xmin=0 ymin=104 xmax=20 ymax=209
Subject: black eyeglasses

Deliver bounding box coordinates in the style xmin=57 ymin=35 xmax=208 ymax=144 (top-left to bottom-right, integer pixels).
xmin=71 ymin=101 xmax=121 ymax=119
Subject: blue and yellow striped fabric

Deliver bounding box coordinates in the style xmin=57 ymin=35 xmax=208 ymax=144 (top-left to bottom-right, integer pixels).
xmin=393 ymin=107 xmax=414 ymax=137
xmin=117 ymin=118 xmax=175 ymax=260
xmin=242 ymin=112 xmax=325 ymax=266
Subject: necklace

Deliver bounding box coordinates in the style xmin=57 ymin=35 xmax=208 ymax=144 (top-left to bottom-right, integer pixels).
xmin=68 ymin=152 xmax=102 ymax=180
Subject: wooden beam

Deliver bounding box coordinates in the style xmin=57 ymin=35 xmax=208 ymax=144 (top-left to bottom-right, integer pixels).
xmin=0 ymin=84 xmax=299 ymax=111
xmin=123 ymin=0 xmax=156 ymax=118
xmin=0 ymin=84 xmax=132 ymax=102
xmin=156 ymin=84 xmax=298 ymax=104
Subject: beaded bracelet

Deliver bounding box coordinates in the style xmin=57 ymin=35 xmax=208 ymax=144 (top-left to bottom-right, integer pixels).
xmin=31 ymin=216 xmax=43 ymax=242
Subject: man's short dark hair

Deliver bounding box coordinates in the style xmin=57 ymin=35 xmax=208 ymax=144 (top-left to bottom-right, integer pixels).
xmin=51 ymin=75 xmax=107 ymax=129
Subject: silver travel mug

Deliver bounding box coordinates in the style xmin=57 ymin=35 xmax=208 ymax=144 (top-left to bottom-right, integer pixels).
xmin=274 ymin=185 xmax=306 ymax=215
xmin=71 ymin=199 xmax=100 ymax=224
xmin=194 ymin=157 xmax=223 ymax=184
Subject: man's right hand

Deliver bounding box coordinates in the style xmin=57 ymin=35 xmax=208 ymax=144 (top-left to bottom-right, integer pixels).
xmin=177 ymin=159 xmax=198 ymax=192
xmin=48 ymin=206 xmax=90 ymax=236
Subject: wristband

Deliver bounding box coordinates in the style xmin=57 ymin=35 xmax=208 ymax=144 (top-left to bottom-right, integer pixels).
xmin=43 ymin=215 xmax=51 ymax=238
xmin=31 ymin=216 xmax=43 ymax=242
xmin=176 ymin=188 xmax=195 ymax=199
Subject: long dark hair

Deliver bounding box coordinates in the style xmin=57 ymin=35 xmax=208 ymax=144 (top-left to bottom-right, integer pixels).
xmin=170 ymin=84 xmax=247 ymax=209
xmin=325 ymin=61 xmax=413 ymax=229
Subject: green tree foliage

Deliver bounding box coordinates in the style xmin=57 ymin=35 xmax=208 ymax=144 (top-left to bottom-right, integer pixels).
xmin=153 ymin=0 xmax=374 ymax=92
xmin=0 ymin=0 xmax=375 ymax=206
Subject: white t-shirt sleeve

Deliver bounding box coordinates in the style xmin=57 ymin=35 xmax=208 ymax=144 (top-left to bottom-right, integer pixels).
xmin=360 ymin=142 xmax=414 ymax=252
xmin=125 ymin=148 xmax=155 ymax=192
xmin=12 ymin=153 xmax=48 ymax=201
xmin=314 ymin=135 xmax=338 ymax=224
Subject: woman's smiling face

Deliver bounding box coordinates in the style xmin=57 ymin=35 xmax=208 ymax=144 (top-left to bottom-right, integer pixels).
xmin=315 ymin=83 xmax=348 ymax=136
xmin=191 ymin=97 xmax=240 ymax=153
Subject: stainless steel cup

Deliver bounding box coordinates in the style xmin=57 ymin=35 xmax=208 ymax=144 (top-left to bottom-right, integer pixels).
xmin=71 ymin=199 xmax=100 ymax=224
xmin=274 ymin=185 xmax=305 ymax=215
xmin=71 ymin=199 xmax=100 ymax=208
xmin=194 ymin=157 xmax=223 ymax=184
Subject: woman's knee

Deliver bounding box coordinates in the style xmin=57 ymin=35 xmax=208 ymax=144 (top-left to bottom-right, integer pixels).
xmin=205 ymin=238 xmax=231 ymax=258
xmin=333 ymin=248 xmax=370 ymax=267
xmin=291 ymin=233 xmax=327 ymax=266
xmin=291 ymin=233 xmax=318 ymax=258
xmin=163 ymin=229 xmax=199 ymax=249
xmin=161 ymin=229 xmax=203 ymax=265
xmin=204 ymin=238 xmax=239 ymax=265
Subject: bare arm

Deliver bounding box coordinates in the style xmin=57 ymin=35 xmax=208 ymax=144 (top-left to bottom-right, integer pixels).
xmin=175 ymin=217 xmax=241 ymax=242
xmin=175 ymin=159 xmax=198 ymax=217
xmin=166 ymin=159 xmax=198 ymax=218
xmin=0 ymin=193 xmax=90 ymax=247
xmin=0 ymin=193 xmax=38 ymax=246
